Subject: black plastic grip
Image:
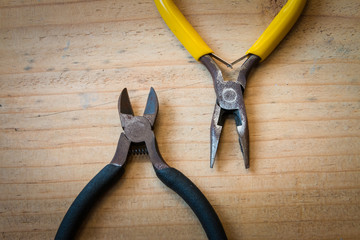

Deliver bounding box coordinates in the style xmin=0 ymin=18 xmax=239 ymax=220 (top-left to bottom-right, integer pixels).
xmin=55 ymin=164 xmax=125 ymax=240
xmin=155 ymin=167 xmax=227 ymax=240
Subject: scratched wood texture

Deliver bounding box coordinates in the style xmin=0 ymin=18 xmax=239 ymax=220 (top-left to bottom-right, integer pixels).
xmin=0 ymin=0 xmax=359 ymax=239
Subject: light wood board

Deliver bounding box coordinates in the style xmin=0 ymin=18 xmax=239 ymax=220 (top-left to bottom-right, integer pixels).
xmin=0 ymin=0 xmax=359 ymax=239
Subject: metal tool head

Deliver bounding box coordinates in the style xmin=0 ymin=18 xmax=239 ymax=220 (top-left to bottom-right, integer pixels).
xmin=115 ymin=88 xmax=168 ymax=170
xmin=201 ymin=54 xmax=260 ymax=169
xmin=118 ymin=88 xmax=159 ymax=141
xmin=118 ymin=88 xmax=158 ymax=130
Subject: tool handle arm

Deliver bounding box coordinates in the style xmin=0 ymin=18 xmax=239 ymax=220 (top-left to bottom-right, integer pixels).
xmin=155 ymin=167 xmax=227 ymax=240
xmin=55 ymin=164 xmax=125 ymax=240
xmin=155 ymin=0 xmax=306 ymax=62
xmin=246 ymin=0 xmax=306 ymax=61
xmin=154 ymin=0 xmax=213 ymax=60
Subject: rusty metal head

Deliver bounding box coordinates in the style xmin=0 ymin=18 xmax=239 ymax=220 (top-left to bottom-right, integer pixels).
xmin=111 ymin=88 xmax=168 ymax=170
xmin=200 ymin=54 xmax=260 ymax=169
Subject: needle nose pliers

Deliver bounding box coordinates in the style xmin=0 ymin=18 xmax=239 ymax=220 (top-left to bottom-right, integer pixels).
xmin=154 ymin=0 xmax=306 ymax=168
xmin=55 ymin=88 xmax=227 ymax=240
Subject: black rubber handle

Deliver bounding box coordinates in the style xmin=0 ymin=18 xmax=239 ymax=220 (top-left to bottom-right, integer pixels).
xmin=55 ymin=164 xmax=125 ymax=240
xmin=155 ymin=167 xmax=227 ymax=240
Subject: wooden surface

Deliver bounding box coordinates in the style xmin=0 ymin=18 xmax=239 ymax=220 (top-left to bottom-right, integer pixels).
xmin=1 ymin=0 xmax=359 ymax=239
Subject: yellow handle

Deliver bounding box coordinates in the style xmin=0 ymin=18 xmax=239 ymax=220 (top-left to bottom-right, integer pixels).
xmin=154 ymin=0 xmax=213 ymax=60
xmin=246 ymin=0 xmax=306 ymax=61
xmin=155 ymin=0 xmax=306 ymax=62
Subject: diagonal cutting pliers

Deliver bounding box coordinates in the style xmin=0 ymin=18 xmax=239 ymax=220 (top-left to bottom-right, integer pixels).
xmin=154 ymin=0 xmax=306 ymax=168
xmin=55 ymin=88 xmax=227 ymax=240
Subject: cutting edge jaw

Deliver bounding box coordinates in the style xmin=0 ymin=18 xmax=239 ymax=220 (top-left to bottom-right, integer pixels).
xmin=111 ymin=88 xmax=169 ymax=170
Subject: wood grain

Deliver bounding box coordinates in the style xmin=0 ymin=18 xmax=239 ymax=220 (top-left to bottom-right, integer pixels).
xmin=1 ymin=0 xmax=359 ymax=239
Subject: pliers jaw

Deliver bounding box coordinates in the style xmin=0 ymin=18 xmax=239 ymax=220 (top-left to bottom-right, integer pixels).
xmin=119 ymin=87 xmax=158 ymax=131
xmin=201 ymin=54 xmax=260 ymax=169
xmin=111 ymin=88 xmax=169 ymax=170
xmin=210 ymin=102 xmax=223 ymax=168
xmin=234 ymin=100 xmax=250 ymax=169
xmin=210 ymin=101 xmax=249 ymax=169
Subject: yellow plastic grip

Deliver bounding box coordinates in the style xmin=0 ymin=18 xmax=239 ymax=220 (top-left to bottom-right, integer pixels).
xmin=154 ymin=0 xmax=213 ymax=60
xmin=155 ymin=0 xmax=306 ymax=62
xmin=246 ymin=0 xmax=306 ymax=61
